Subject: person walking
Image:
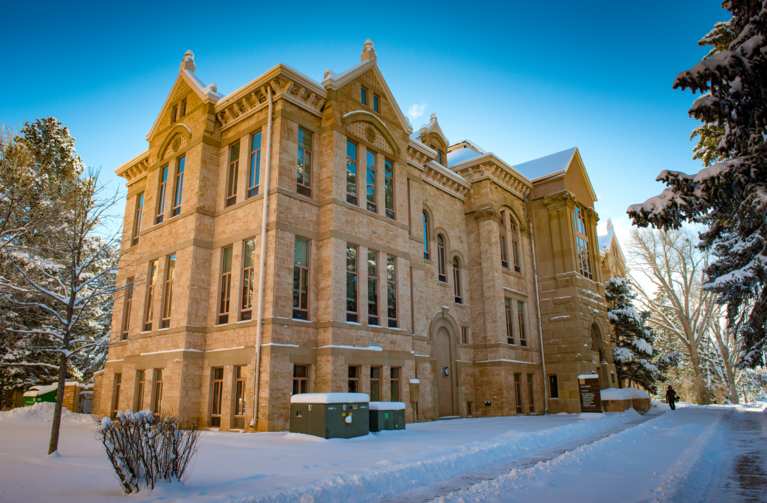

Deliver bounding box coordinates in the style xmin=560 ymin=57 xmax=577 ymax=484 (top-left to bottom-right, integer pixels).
xmin=665 ymin=385 xmax=677 ymax=410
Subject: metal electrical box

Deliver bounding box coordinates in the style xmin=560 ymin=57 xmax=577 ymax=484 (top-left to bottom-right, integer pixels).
xmin=290 ymin=393 xmax=370 ymax=439
xmin=369 ymin=402 xmax=406 ymax=432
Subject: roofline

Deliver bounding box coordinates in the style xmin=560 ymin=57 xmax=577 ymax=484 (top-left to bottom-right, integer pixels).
xmin=449 ymin=152 xmax=533 ymax=187
xmin=114 ymin=150 xmax=150 ymax=177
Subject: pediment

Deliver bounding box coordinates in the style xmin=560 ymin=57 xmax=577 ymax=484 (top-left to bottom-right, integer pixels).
xmin=343 ymin=111 xmax=400 ymax=156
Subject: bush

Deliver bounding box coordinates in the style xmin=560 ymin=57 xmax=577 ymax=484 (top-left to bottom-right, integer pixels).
xmin=97 ymin=410 xmax=201 ymax=494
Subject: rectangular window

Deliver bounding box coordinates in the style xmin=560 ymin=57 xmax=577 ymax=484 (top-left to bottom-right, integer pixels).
xmin=387 ymin=256 xmax=397 ymax=328
xmin=171 ymin=156 xmax=185 ymax=217
xmin=461 ymin=326 xmax=469 ymax=344
xmin=144 ymin=260 xmax=158 ymax=332
xmin=112 ymin=374 xmax=122 ymax=419
xmin=156 ymin=166 xmax=169 ymax=224
xmin=384 ymin=160 xmax=395 ymax=219
xmin=510 ymin=220 xmax=521 ymax=273
xmin=240 ymin=238 xmax=256 ymax=321
xmin=171 ymin=105 xmax=177 ymax=123
xmin=348 ymin=366 xmax=359 ymax=393
xmin=574 ymin=207 xmax=593 ymax=279
xmin=248 ymin=131 xmax=262 ymax=198
xmin=500 ymin=234 xmax=509 ymax=270
xmin=153 ymin=369 xmax=164 ymax=416
xmin=121 ymin=278 xmax=134 ymax=341
xmin=346 ymin=141 xmax=358 ymax=205
xmin=370 ymin=367 xmax=381 ymax=401
xmin=438 ymin=151 xmax=443 ymax=165
xmin=210 ymin=368 xmax=224 ymax=427
xmin=161 ymin=254 xmax=176 ymax=329
xmin=453 ymin=259 xmax=462 ymax=304
xmin=505 ymin=298 xmax=514 ymax=345
xmin=366 ymin=150 xmax=377 ymax=212
xmin=514 ymin=373 xmax=522 ymax=414
xmin=293 ymin=365 xmax=308 ymax=395
xmin=346 ymin=244 xmax=358 ymax=323
xmin=297 ymin=128 xmax=312 ymax=197
xmin=180 ymin=99 xmax=187 ymax=117
xmin=549 ymin=375 xmax=559 ymax=399
xmin=218 ymin=246 xmax=233 ymax=324
xmin=293 ymin=237 xmax=310 ymax=320
xmin=233 ymin=366 xmax=246 ymax=428
xmin=390 ymin=368 xmax=400 ymax=402
xmin=132 ymin=193 xmax=144 ymax=246
xmin=361 ymin=86 xmax=367 ymax=106
xmin=423 ymin=212 xmax=430 ymax=259
xmin=466 ymin=401 xmax=473 ymax=417
xmin=136 ymin=370 xmax=147 ymax=411
xmin=226 ymin=142 xmax=240 ymax=207
xmin=367 ymin=250 xmax=379 ymax=326
xmin=437 ymin=235 xmax=447 ymax=282
xmin=528 ymin=374 xmax=535 ymax=414
xmin=518 ymin=301 xmax=527 ymax=347
xmin=373 ymin=94 xmax=379 ymax=113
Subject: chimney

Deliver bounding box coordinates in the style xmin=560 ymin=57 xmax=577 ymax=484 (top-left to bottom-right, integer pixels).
xmin=180 ymin=50 xmax=195 ymax=73
xmin=361 ymin=39 xmax=376 ymax=63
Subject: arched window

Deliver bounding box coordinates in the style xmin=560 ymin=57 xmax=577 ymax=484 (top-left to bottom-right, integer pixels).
xmin=437 ymin=234 xmax=447 ymax=282
xmin=509 ymin=215 xmax=521 ymax=273
xmin=499 ymin=211 xmax=509 ymax=270
xmin=453 ymin=257 xmax=462 ymax=304
xmin=423 ymin=212 xmax=430 ymax=260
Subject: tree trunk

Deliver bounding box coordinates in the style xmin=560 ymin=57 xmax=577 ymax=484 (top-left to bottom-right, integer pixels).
xmin=725 ymin=362 xmax=739 ymax=404
xmin=689 ymin=345 xmax=711 ymax=405
xmin=48 ymin=353 xmax=68 ymax=455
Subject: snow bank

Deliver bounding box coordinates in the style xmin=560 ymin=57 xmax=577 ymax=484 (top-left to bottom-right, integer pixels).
xmin=623 ymin=387 xmax=649 ymax=399
xmin=290 ymin=393 xmax=369 ymax=404
xmin=369 ymin=402 xmax=405 ymax=411
xmin=0 ymin=403 xmax=96 ymax=424
xmin=600 ymin=388 xmax=633 ymax=400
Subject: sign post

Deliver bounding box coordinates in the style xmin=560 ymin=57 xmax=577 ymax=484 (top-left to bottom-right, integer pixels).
xmin=578 ymin=374 xmax=602 ymax=413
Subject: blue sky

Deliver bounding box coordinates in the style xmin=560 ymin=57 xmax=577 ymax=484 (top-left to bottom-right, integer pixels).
xmin=1 ymin=0 xmax=727 ymax=246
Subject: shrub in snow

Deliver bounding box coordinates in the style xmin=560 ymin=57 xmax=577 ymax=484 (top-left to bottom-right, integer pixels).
xmin=97 ymin=410 xmax=201 ymax=494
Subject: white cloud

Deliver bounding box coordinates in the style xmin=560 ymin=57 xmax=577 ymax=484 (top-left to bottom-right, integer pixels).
xmin=407 ymin=103 xmax=427 ymax=121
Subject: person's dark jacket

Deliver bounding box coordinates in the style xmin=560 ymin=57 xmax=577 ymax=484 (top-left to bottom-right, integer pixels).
xmin=665 ymin=388 xmax=677 ymax=403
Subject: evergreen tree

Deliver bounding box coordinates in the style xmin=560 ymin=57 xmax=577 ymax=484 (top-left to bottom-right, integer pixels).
xmin=628 ymin=0 xmax=767 ymax=367
xmin=605 ymin=278 xmax=673 ymax=393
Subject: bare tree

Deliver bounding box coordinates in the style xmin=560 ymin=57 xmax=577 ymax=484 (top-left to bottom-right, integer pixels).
xmin=628 ymin=228 xmax=718 ymax=404
xmin=700 ymin=306 xmax=742 ymax=404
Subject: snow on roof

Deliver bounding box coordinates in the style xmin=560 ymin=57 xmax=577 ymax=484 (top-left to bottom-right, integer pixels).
xmin=513 ymin=147 xmax=578 ymax=182
xmin=290 ymin=393 xmax=370 ymax=404
xmin=369 ymin=401 xmax=406 ymax=410
xmin=23 ymin=384 xmax=58 ymax=397
xmin=447 ymin=147 xmax=482 ymax=166
xmin=577 ymin=374 xmax=599 ymax=379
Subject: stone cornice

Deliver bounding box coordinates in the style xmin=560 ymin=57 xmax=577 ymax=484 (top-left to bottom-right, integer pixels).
xmin=453 ymin=160 xmax=531 ymax=200
xmin=474 ymin=206 xmax=501 ymax=223
xmin=115 ymin=150 xmax=151 ymax=184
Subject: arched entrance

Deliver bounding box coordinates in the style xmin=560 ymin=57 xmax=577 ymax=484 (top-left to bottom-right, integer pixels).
xmin=435 ymin=326 xmax=455 ymax=417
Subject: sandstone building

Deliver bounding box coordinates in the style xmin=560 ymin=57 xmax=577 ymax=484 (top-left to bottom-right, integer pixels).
xmin=93 ymin=42 xmax=618 ymax=430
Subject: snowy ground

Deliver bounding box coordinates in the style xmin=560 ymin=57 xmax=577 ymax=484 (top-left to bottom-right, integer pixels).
xmin=0 ymin=400 xmax=764 ymax=503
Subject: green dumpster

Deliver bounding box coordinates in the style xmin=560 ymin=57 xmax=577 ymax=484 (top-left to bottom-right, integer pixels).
xmin=290 ymin=393 xmax=369 ymax=439
xmin=369 ymin=402 xmax=406 ymax=432
xmin=23 ymin=384 xmax=58 ymax=407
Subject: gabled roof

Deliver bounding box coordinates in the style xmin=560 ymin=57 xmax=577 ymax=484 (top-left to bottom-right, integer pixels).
xmin=446 ymin=140 xmax=486 ymax=167
xmin=598 ymin=219 xmax=626 ymax=264
xmin=513 ymin=147 xmax=597 ymax=202
xmin=410 ymin=113 xmax=449 ymax=146
xmin=322 ymin=44 xmax=413 ymax=134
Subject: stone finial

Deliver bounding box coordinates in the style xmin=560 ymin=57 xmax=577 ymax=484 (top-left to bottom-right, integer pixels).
xmin=180 ymin=50 xmax=195 ymax=73
xmin=361 ymin=39 xmax=376 ymax=62
xmin=607 ymin=218 xmax=614 ymax=231
xmin=430 ymin=113 xmax=438 ymax=123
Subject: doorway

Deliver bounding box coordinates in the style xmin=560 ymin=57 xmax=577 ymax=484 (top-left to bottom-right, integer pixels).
xmin=435 ymin=326 xmax=455 ymax=417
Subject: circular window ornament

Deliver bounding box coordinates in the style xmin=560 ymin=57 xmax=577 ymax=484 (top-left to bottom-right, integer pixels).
xmin=171 ymin=136 xmax=181 ymax=151
xmin=365 ymin=125 xmax=376 ymax=143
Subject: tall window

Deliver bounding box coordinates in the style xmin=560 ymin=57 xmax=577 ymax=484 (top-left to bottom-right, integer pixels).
xmin=518 ymin=301 xmax=527 ymax=347
xmin=361 ymin=86 xmax=367 ymax=106
xmin=510 ymin=218 xmax=521 ymax=273
xmin=153 ymin=369 xmax=164 ymax=416
xmin=461 ymin=326 xmax=469 ymax=344
xmin=346 ymin=244 xmax=358 ymax=323
xmin=172 ymin=156 xmax=185 ymax=217
xmin=233 ymin=366 xmax=246 ymax=428
xmin=453 ymin=257 xmax=462 ymax=304
xmin=370 ymin=367 xmax=381 ymax=401
xmin=505 ymin=298 xmax=515 ymax=345
xmin=423 ymin=212 xmax=430 ymax=259
xmin=226 ymin=142 xmax=240 ymax=207
xmin=384 ymin=160 xmax=395 ymax=219
xmin=293 ymin=237 xmax=310 ymax=320
xmin=514 ymin=373 xmax=522 ymax=414
xmin=574 ymin=206 xmax=593 ymax=279
xmin=171 ymin=105 xmax=178 ymax=123
xmin=390 ymin=368 xmax=400 ymax=402
xmin=549 ymin=375 xmax=559 ymax=399
xmin=161 ymin=254 xmax=176 ymax=329
xmin=297 ymin=128 xmax=312 ymax=197
xmin=240 ymin=238 xmax=256 ymax=321
xmin=293 ymin=365 xmax=308 ymax=395
xmin=132 ymin=193 xmax=144 ymax=246
xmin=387 ymin=255 xmax=397 ymax=328
xmin=112 ymin=374 xmax=122 ymax=419
xmin=348 ymin=366 xmax=359 ymax=393
xmin=136 ymin=370 xmax=147 ymax=411
xmin=437 ymin=234 xmax=447 ymax=282
xmin=366 ymin=150 xmax=377 ymax=212
xmin=346 ymin=141 xmax=358 ymax=205
xmin=156 ymin=166 xmax=169 ymax=224
xmin=248 ymin=131 xmax=262 ymax=198
xmin=179 ymin=98 xmax=187 ymax=118
xmin=373 ymin=94 xmax=380 ymax=113
xmin=144 ymin=260 xmax=158 ymax=332
xmin=367 ymin=250 xmax=379 ymax=326
xmin=438 ymin=151 xmax=443 ymax=165
xmin=121 ymin=278 xmax=134 ymax=341
xmin=218 ymin=246 xmax=233 ymax=324
xmin=499 ymin=211 xmax=509 ymax=270
xmin=210 ymin=368 xmax=224 ymax=427
xmin=527 ymin=374 xmax=535 ymax=414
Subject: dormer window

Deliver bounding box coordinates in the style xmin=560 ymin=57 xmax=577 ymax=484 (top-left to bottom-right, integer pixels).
xmin=438 ymin=151 xmax=443 ymax=165
xmin=180 ymin=99 xmax=187 ymax=118
xmin=171 ymin=105 xmax=178 ymax=124
xmin=373 ymin=94 xmax=379 ymax=113
xmin=361 ymin=87 xmax=368 ymax=106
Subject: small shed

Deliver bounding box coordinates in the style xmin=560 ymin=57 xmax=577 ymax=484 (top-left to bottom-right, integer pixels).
xmin=290 ymin=393 xmax=369 ymax=439
xmin=23 ymin=384 xmax=59 ymax=406
xmin=369 ymin=402 xmax=406 ymax=432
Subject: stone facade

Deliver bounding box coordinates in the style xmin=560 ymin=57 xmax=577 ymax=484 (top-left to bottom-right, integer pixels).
xmin=93 ymin=42 xmax=617 ymax=430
